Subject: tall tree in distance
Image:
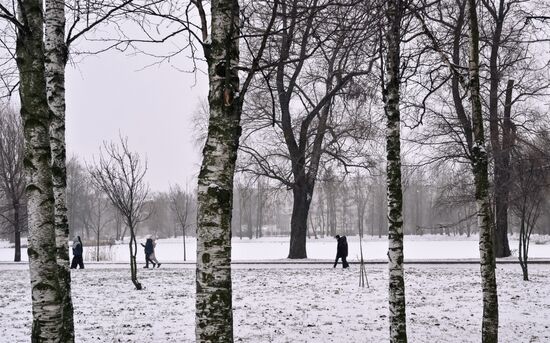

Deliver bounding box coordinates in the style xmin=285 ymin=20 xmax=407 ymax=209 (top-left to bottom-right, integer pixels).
xmin=383 ymin=0 xmax=407 ymax=341
xmin=169 ymin=184 xmax=192 ymax=261
xmin=238 ymin=0 xmax=378 ymax=258
xmin=467 ymin=0 xmax=499 ymax=340
xmin=89 ymin=136 xmax=149 ymax=290
xmin=0 ymin=107 xmax=25 ymax=262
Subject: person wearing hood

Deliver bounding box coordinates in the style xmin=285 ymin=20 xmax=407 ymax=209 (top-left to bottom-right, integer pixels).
xmin=70 ymin=236 xmax=84 ymax=269
xmin=333 ymin=235 xmax=349 ymax=268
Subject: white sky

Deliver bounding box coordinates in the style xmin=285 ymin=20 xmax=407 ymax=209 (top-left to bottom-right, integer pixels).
xmin=65 ymin=50 xmax=208 ymax=192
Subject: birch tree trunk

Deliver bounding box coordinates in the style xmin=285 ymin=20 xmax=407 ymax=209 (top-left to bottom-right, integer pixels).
xmin=384 ymin=0 xmax=407 ymax=342
xmin=16 ymin=0 xmax=64 ymax=339
xmin=467 ymin=0 xmax=499 ymax=341
xmin=44 ymin=0 xmax=75 ymax=339
xmin=195 ymin=0 xmax=240 ymax=341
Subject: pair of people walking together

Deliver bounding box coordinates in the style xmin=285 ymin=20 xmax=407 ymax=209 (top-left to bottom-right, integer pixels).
xmin=142 ymin=237 xmax=161 ymax=268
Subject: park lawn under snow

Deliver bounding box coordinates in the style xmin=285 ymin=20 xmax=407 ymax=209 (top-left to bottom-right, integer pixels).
xmin=1 ymin=234 xmax=550 ymax=263
xmin=1 ymin=263 xmax=549 ymax=342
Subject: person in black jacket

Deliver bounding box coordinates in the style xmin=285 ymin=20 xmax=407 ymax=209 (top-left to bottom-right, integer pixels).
xmin=141 ymin=237 xmax=156 ymax=268
xmin=70 ymin=236 xmax=84 ymax=269
xmin=333 ymin=235 xmax=349 ymax=268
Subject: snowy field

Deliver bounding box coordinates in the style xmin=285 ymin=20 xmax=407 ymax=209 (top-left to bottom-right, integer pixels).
xmin=1 ymin=263 xmax=549 ymax=342
xmin=1 ymin=234 xmax=550 ymax=263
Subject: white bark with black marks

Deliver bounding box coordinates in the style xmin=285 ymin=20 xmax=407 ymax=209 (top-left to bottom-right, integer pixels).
xmin=45 ymin=0 xmax=75 ymax=339
xmin=195 ymin=0 xmax=240 ymax=340
xmin=467 ymin=0 xmax=499 ymax=341
xmin=15 ymin=0 xmax=65 ymax=339
xmin=384 ymin=0 xmax=407 ymax=342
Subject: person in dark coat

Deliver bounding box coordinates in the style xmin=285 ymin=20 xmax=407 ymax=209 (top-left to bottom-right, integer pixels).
xmin=141 ymin=237 xmax=156 ymax=268
xmin=333 ymin=235 xmax=349 ymax=268
xmin=70 ymin=236 xmax=84 ymax=269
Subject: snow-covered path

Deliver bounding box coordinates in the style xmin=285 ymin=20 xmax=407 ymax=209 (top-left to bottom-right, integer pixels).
xmin=1 ymin=264 xmax=549 ymax=342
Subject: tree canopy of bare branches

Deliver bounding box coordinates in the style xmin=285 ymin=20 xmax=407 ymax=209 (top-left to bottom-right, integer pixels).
xmin=88 ymin=135 xmax=149 ymax=290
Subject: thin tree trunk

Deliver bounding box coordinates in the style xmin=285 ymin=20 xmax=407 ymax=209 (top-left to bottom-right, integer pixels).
xmin=96 ymin=222 xmax=100 ymax=261
xmin=195 ymin=0 xmax=240 ymax=340
xmin=14 ymin=202 xmax=21 ymax=262
xmin=467 ymin=0 xmax=499 ymax=340
xmin=128 ymin=221 xmax=142 ymax=290
xmin=183 ymin=224 xmax=187 ymax=261
xmin=518 ymin=214 xmax=528 ymax=281
xmin=16 ymin=0 xmax=64 ymax=338
xmin=384 ymin=0 xmax=407 ymax=341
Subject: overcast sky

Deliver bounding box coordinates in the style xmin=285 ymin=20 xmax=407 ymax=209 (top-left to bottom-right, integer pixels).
xmin=65 ymin=50 xmax=208 ymax=192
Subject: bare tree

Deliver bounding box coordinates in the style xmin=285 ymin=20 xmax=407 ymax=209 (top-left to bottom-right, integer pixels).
xmin=88 ymin=135 xmax=149 ymax=290
xmin=169 ymin=183 xmax=193 ymax=261
xmin=239 ymin=0 xmax=379 ymax=258
xmin=510 ymin=135 xmax=550 ymax=281
xmin=0 ymin=106 xmax=25 ymax=262
xmin=83 ymin=187 xmax=113 ymax=261
xmin=66 ymin=155 xmax=89 ymax=238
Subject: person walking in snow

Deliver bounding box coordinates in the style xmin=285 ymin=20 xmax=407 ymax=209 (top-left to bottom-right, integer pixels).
xmin=70 ymin=236 xmax=85 ymax=269
xmin=141 ymin=237 xmax=161 ymax=268
xmin=148 ymin=237 xmax=161 ymax=268
xmin=333 ymin=235 xmax=349 ymax=268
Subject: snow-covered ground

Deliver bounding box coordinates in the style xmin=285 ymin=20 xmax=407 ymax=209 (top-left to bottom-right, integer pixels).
xmin=1 ymin=234 xmax=550 ymax=262
xmin=1 ymin=263 xmax=549 ymax=342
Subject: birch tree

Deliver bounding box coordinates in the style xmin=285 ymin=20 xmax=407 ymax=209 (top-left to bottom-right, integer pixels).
xmin=467 ymin=0 xmax=499 ymax=339
xmin=0 ymin=0 xmax=67 ymax=338
xmin=193 ymin=0 xmax=241 ymax=338
xmin=190 ymin=0 xmax=279 ymax=339
xmin=44 ymin=0 xmax=75 ymax=337
xmin=89 ymin=136 xmax=149 ymax=290
xmin=383 ymin=0 xmax=407 ymax=341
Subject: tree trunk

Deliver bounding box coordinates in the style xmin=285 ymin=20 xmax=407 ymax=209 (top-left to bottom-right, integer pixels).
xmin=195 ymin=0 xmax=240 ymax=341
xmin=128 ymin=221 xmax=142 ymax=290
xmin=247 ymin=197 xmax=253 ymax=239
xmin=487 ymin=1 xmax=511 ymax=258
xmin=256 ymin=182 xmax=263 ymax=238
xmin=96 ymin=224 xmax=100 ymax=261
xmin=467 ymin=0 xmax=499 ymax=340
xmin=288 ymin=183 xmax=312 ymax=259
xmin=384 ymin=1 xmax=407 ymax=341
xmin=45 ymin=0 xmax=75 ymax=337
xmin=182 ymin=224 xmax=187 ymax=261
xmin=494 ymin=79 xmax=515 ymax=257
xmin=16 ymin=0 xmax=65 ymax=338
xmin=14 ymin=202 xmax=21 ymax=262
xmin=518 ymin=215 xmax=528 ymax=281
